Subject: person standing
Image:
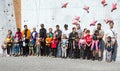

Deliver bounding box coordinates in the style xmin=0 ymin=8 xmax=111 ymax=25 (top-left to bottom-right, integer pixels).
xmin=31 ymin=27 xmax=38 ymax=55
xmin=93 ymin=23 xmax=104 ymax=61
xmin=105 ymin=21 xmax=117 ymax=61
xmin=39 ymin=24 xmax=47 ymax=56
xmin=76 ymin=24 xmax=83 ymax=38
xmin=69 ymin=27 xmax=78 ymax=58
xmin=15 ymin=28 xmax=22 ymax=56
xmin=22 ymin=25 xmax=31 ymax=56
xmin=54 ymin=25 xmax=62 ymax=57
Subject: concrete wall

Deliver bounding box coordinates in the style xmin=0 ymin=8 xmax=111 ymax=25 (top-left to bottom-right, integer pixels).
xmin=0 ymin=0 xmax=16 ymax=53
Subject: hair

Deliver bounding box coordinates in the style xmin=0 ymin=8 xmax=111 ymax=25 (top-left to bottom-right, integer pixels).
xmin=97 ymin=23 xmax=101 ymax=26
xmin=64 ymin=24 xmax=68 ymax=28
xmin=109 ymin=21 xmax=114 ymax=25
xmin=24 ymin=25 xmax=27 ymax=28
xmin=72 ymin=27 xmax=76 ymax=30
xmin=8 ymin=30 xmax=12 ymax=35
xmin=56 ymin=25 xmax=60 ymax=28
xmin=41 ymin=24 xmax=44 ymax=27
xmin=86 ymin=30 xmax=90 ymax=33
xmin=17 ymin=28 xmax=21 ymax=32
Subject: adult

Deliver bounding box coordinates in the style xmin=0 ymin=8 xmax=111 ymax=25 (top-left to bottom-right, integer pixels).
xmin=63 ymin=24 xmax=70 ymax=38
xmin=54 ymin=25 xmax=62 ymax=57
xmin=63 ymin=24 xmax=70 ymax=57
xmin=69 ymin=27 xmax=78 ymax=58
xmin=105 ymin=21 xmax=118 ymax=61
xmin=31 ymin=27 xmax=38 ymax=54
xmin=76 ymin=24 xmax=83 ymax=38
xmin=6 ymin=30 xmax=13 ymax=56
xmin=39 ymin=24 xmax=47 ymax=56
xmin=14 ymin=28 xmax=22 ymax=55
xmin=93 ymin=23 xmax=104 ymax=61
xmin=22 ymin=25 xmax=31 ymax=56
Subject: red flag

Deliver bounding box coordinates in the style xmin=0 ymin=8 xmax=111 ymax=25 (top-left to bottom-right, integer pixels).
xmin=61 ymin=2 xmax=68 ymax=8
xmin=72 ymin=20 xmax=79 ymax=25
xmin=101 ymin=0 xmax=107 ymax=7
xmin=90 ymin=20 xmax=97 ymax=26
xmin=111 ymin=3 xmax=117 ymax=12
xmin=83 ymin=6 xmax=89 ymax=13
xmin=104 ymin=18 xmax=112 ymax=23
xmin=75 ymin=16 xmax=80 ymax=22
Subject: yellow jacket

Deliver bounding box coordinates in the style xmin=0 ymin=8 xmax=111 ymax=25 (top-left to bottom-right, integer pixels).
xmin=22 ymin=29 xmax=31 ymax=39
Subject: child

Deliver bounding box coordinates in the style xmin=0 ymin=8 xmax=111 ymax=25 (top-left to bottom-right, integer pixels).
xmin=105 ymin=36 xmax=114 ymax=63
xmin=14 ymin=34 xmax=20 ymax=56
xmin=45 ymin=33 xmax=52 ymax=56
xmin=78 ymin=35 xmax=86 ymax=59
xmin=91 ymin=30 xmax=99 ymax=60
xmin=1 ymin=41 xmax=7 ymax=57
xmin=51 ymin=34 xmax=58 ymax=57
xmin=61 ymin=34 xmax=68 ymax=58
xmin=22 ymin=35 xmax=26 ymax=56
xmin=36 ymin=34 xmax=42 ymax=56
xmin=29 ymin=37 xmax=34 ymax=56
xmin=6 ymin=35 xmax=13 ymax=56
xmin=84 ymin=30 xmax=92 ymax=59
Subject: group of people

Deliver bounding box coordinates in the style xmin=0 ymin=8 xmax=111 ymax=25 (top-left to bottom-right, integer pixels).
xmin=1 ymin=21 xmax=118 ymax=63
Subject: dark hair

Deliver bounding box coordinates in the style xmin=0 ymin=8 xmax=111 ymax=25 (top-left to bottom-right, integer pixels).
xmin=72 ymin=27 xmax=76 ymax=30
xmin=41 ymin=24 xmax=44 ymax=27
xmin=24 ymin=25 xmax=27 ymax=28
xmin=17 ymin=28 xmax=21 ymax=32
xmin=64 ymin=24 xmax=68 ymax=28
xmin=97 ymin=23 xmax=101 ymax=26
xmin=94 ymin=30 xmax=99 ymax=35
xmin=8 ymin=30 xmax=12 ymax=35
xmin=86 ymin=30 xmax=90 ymax=33
xmin=56 ymin=25 xmax=59 ymax=28
xmin=109 ymin=21 xmax=114 ymax=25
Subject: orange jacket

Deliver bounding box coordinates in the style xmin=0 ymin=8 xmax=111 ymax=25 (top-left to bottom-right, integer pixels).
xmin=22 ymin=29 xmax=31 ymax=39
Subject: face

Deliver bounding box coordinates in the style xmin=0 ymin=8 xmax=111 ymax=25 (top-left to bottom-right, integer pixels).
xmin=24 ymin=26 xmax=27 ymax=30
xmin=76 ymin=24 xmax=80 ymax=29
xmin=33 ymin=28 xmax=36 ymax=31
xmin=109 ymin=23 xmax=114 ymax=28
xmin=41 ymin=24 xmax=44 ymax=28
xmin=72 ymin=28 xmax=76 ymax=32
xmin=107 ymin=37 xmax=111 ymax=41
xmin=56 ymin=26 xmax=59 ymax=30
xmin=8 ymin=30 xmax=12 ymax=35
xmin=97 ymin=25 xmax=101 ymax=30
xmin=49 ymin=28 xmax=52 ymax=32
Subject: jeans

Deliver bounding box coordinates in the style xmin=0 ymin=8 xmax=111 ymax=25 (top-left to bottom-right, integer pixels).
xmin=57 ymin=42 xmax=62 ymax=57
xmin=36 ymin=45 xmax=41 ymax=55
xmin=14 ymin=44 xmax=19 ymax=53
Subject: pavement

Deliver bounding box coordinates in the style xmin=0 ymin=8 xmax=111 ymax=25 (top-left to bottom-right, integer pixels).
xmin=0 ymin=56 xmax=120 ymax=71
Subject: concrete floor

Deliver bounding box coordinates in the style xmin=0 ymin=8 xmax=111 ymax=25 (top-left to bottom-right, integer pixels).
xmin=0 ymin=56 xmax=120 ymax=71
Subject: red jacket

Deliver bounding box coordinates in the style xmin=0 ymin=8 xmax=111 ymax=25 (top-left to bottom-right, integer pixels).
xmin=51 ymin=38 xmax=58 ymax=48
xmin=84 ymin=34 xmax=92 ymax=44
